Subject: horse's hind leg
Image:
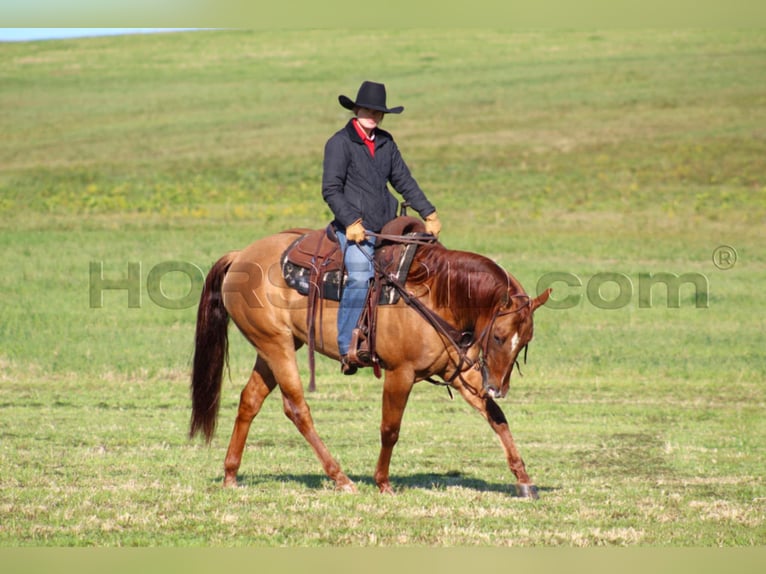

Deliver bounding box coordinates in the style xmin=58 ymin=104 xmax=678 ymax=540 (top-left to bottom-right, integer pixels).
xmin=279 ymin=380 xmax=357 ymax=493
xmin=223 ymin=355 xmax=277 ymax=487
xmin=456 ymin=385 xmax=539 ymax=499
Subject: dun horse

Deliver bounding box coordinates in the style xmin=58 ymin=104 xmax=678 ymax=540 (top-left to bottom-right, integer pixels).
xmin=189 ymin=221 xmax=550 ymax=497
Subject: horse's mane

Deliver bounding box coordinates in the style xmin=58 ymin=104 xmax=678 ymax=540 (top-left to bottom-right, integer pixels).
xmin=408 ymin=243 xmax=522 ymax=330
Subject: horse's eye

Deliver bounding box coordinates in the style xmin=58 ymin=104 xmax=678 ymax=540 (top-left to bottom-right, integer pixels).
xmin=493 ymin=334 xmax=506 ymax=345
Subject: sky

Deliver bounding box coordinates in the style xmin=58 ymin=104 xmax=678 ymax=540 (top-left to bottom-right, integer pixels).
xmin=0 ymin=28 xmax=198 ymax=42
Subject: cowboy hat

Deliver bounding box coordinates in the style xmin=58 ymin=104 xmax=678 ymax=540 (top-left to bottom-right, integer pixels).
xmin=338 ymin=81 xmax=404 ymax=114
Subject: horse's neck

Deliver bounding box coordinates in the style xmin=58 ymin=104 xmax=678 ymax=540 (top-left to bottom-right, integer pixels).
xmin=411 ymin=245 xmax=512 ymax=328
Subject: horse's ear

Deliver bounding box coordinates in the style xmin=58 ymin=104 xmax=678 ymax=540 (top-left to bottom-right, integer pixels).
xmin=531 ymin=288 xmax=552 ymax=312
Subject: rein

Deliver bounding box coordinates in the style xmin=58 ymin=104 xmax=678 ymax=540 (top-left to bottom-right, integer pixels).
xmin=360 ymin=234 xmax=531 ymax=396
xmin=366 ymin=231 xmax=441 ymax=246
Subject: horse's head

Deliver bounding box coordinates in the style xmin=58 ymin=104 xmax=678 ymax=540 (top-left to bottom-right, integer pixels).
xmin=409 ymin=245 xmax=550 ymax=399
xmin=472 ymin=287 xmax=551 ymax=399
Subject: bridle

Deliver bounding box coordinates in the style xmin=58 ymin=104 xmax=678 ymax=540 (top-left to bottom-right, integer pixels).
xmin=428 ymin=295 xmax=532 ymax=398
xmin=361 ymin=233 xmax=531 ymax=398
xmin=472 ymin=298 xmax=531 ymax=391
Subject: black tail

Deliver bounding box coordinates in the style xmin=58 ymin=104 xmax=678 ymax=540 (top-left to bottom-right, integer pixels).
xmin=189 ymin=253 xmax=234 ymax=443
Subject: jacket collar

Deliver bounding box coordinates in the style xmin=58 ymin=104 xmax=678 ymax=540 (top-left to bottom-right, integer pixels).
xmin=344 ymin=119 xmax=390 ymax=147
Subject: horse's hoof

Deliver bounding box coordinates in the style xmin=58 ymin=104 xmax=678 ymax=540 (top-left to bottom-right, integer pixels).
xmin=378 ymin=483 xmax=395 ymax=495
xmin=337 ymin=481 xmax=358 ymax=493
xmin=223 ymin=476 xmax=238 ymax=488
xmin=515 ymin=483 xmax=539 ymax=499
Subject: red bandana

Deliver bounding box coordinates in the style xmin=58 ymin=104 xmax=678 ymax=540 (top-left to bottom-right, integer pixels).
xmin=352 ymin=118 xmax=375 ymax=157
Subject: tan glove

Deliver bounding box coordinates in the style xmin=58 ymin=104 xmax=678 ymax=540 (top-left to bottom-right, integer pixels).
xmin=345 ymin=219 xmax=366 ymax=243
xmin=424 ymin=212 xmax=442 ymax=238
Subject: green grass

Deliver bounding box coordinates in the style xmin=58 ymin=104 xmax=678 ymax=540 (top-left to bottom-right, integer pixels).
xmin=1 ymin=29 xmax=765 ymax=546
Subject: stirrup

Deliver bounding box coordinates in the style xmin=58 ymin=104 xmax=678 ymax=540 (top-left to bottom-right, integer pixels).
xmin=340 ymin=355 xmax=358 ymax=376
xmin=347 ymin=328 xmax=371 ymax=366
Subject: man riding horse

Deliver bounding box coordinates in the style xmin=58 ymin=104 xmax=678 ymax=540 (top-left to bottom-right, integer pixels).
xmin=322 ymin=81 xmax=442 ymax=375
xmin=188 ymin=81 xmax=550 ymax=497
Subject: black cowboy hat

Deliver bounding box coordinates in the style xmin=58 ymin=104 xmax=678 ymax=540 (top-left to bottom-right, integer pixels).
xmin=338 ymin=81 xmax=404 ymax=114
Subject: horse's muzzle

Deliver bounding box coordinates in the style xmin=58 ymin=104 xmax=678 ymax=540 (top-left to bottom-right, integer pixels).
xmin=480 ymin=363 xmax=505 ymax=399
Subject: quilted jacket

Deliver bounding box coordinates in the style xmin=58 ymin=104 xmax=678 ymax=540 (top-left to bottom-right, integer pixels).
xmin=322 ymin=120 xmax=435 ymax=233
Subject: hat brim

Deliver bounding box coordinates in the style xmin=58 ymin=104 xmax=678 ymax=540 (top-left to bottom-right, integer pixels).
xmin=338 ymin=95 xmax=404 ymax=114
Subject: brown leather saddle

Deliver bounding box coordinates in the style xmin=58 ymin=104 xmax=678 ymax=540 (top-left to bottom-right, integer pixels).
xmin=280 ymin=216 xmax=434 ymax=389
xmin=281 ymin=216 xmax=426 ymax=304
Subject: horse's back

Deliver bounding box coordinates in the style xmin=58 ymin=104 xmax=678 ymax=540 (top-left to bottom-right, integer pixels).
xmin=221 ymin=231 xmax=313 ymax=339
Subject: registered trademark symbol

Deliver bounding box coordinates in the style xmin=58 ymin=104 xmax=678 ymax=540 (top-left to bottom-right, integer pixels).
xmin=712 ymin=245 xmax=738 ymax=270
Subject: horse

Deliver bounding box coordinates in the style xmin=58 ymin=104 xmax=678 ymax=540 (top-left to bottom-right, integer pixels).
xmin=189 ymin=222 xmax=550 ymax=497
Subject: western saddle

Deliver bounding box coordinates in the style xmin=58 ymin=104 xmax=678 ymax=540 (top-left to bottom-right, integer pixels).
xmin=280 ymin=215 xmax=436 ymax=389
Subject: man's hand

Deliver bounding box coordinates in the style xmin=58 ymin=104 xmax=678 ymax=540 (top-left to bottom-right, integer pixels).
xmin=424 ymin=212 xmax=442 ymax=238
xmin=345 ymin=219 xmax=366 ymax=243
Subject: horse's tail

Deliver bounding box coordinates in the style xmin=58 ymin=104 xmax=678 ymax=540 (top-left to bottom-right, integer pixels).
xmin=189 ymin=252 xmax=237 ymax=443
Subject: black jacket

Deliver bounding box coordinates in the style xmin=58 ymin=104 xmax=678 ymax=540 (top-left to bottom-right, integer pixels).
xmin=322 ymin=120 xmax=435 ymax=233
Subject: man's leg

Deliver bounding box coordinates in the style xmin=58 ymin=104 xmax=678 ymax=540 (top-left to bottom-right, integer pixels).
xmin=337 ymin=233 xmax=375 ymax=364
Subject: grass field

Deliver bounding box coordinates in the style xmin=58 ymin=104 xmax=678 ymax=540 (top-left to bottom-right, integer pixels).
xmin=0 ymin=29 xmax=765 ymax=547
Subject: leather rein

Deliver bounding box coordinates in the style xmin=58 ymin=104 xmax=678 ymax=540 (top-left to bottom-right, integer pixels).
xmin=363 ymin=232 xmax=531 ymax=397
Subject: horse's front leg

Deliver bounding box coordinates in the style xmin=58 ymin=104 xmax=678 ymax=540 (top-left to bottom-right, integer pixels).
xmin=455 ymin=384 xmax=539 ymax=499
xmin=374 ymin=369 xmax=414 ymax=494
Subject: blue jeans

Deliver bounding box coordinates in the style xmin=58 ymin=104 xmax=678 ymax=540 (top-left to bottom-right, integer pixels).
xmin=336 ymin=231 xmax=376 ymax=356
